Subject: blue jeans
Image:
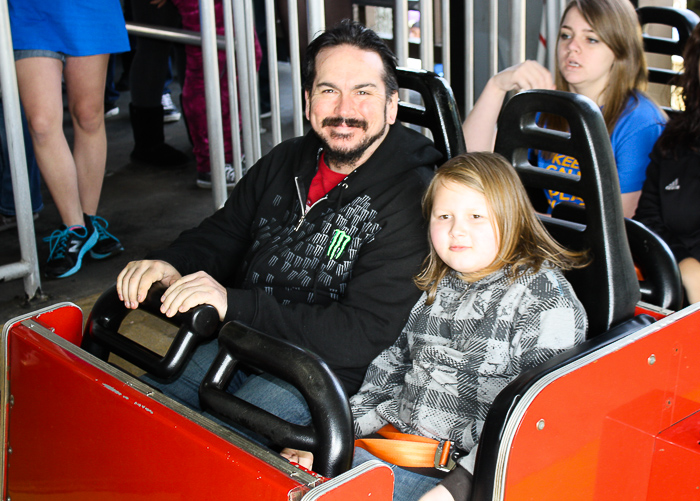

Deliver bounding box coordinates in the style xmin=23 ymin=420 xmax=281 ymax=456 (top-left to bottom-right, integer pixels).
xmin=353 ymin=447 xmax=441 ymax=500
xmin=142 ymin=339 xmax=312 ymax=441
xmin=0 ymin=98 xmax=43 ymax=216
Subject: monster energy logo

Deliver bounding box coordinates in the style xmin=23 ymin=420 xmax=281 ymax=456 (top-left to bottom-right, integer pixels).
xmin=327 ymin=229 xmax=351 ymax=260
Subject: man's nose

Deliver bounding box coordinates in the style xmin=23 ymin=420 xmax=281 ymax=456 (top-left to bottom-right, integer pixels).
xmin=335 ymin=93 xmax=354 ymax=116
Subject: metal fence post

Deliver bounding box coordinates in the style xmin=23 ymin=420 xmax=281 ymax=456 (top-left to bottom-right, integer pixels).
xmin=0 ymin=0 xmax=41 ymax=300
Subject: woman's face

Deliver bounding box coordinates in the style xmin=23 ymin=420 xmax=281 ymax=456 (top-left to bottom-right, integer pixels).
xmin=557 ymin=7 xmax=616 ymax=104
xmin=429 ymin=181 xmax=500 ymax=275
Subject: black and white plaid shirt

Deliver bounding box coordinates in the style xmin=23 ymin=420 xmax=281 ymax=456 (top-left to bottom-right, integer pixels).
xmin=350 ymin=266 xmax=587 ymax=473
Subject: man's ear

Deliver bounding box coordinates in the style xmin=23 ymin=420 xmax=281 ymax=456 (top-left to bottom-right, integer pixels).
xmin=386 ymin=91 xmax=399 ymax=125
xmin=304 ymin=90 xmax=310 ymax=121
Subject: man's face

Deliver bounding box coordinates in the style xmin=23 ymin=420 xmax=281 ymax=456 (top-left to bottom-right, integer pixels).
xmin=305 ymin=44 xmax=399 ymax=172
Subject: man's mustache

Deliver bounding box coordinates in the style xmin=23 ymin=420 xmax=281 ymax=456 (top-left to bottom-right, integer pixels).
xmin=322 ymin=116 xmax=368 ymax=131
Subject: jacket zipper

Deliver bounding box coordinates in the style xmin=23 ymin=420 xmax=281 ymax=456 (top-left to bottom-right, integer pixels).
xmin=294 ymin=175 xmax=328 ymax=231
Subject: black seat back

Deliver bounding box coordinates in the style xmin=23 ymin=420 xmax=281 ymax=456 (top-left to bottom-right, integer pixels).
xmin=396 ymin=67 xmax=466 ymax=163
xmin=494 ymin=90 xmax=640 ymax=337
xmin=637 ymin=6 xmax=699 ymax=116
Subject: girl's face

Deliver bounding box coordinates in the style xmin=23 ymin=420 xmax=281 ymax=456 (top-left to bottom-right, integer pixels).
xmin=429 ymin=181 xmax=500 ymax=275
xmin=557 ymin=7 xmax=616 ymax=103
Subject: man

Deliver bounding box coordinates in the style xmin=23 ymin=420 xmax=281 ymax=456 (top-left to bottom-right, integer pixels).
xmin=116 ymin=20 xmax=442 ymax=422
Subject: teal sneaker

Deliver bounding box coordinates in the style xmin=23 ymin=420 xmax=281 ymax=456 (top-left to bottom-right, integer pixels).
xmin=43 ymin=224 xmax=98 ymax=279
xmin=86 ymin=214 xmax=124 ymax=259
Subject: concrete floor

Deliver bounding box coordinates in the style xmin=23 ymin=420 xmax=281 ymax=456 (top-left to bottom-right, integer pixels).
xmin=1 ymin=63 xmax=296 ymax=331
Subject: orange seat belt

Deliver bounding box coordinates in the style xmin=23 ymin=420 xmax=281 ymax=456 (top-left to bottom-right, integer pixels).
xmin=354 ymin=424 xmax=456 ymax=471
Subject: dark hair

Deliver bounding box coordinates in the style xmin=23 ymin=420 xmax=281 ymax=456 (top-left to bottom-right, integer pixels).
xmin=302 ymin=19 xmax=399 ymax=96
xmin=655 ymin=22 xmax=700 ymax=156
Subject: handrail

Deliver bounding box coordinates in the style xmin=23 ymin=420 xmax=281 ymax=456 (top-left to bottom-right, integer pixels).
xmin=0 ymin=0 xmax=41 ymax=300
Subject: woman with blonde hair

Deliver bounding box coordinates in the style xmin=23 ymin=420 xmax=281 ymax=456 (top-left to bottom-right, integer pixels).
xmin=463 ymin=0 xmax=665 ymax=218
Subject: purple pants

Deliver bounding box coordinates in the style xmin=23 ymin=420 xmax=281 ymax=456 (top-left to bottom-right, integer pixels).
xmin=171 ymin=0 xmax=261 ymax=174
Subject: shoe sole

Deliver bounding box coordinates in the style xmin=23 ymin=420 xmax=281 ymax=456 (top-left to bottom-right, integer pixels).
xmin=0 ymin=213 xmax=39 ymax=232
xmin=90 ymin=244 xmax=124 ymax=260
xmin=47 ymin=230 xmax=99 ymax=279
xmin=164 ymin=113 xmax=181 ymax=123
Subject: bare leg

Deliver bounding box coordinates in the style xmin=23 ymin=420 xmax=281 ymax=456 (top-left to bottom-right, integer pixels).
xmin=64 ymin=54 xmax=109 ymax=216
xmin=15 ymin=57 xmax=84 ymax=227
xmin=679 ymin=257 xmax=700 ymax=305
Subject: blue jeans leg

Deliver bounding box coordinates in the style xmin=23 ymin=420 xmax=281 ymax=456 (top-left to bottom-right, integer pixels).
xmin=141 ymin=338 xmax=220 ymax=410
xmin=141 ymin=338 xmax=312 ymax=443
xmin=233 ymin=372 xmax=311 ymax=426
xmin=352 ymin=447 xmax=441 ymax=501
xmin=0 ymin=98 xmax=43 ymax=216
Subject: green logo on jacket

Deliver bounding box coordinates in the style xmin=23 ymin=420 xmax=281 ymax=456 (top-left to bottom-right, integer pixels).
xmin=327 ymin=229 xmax=351 ymax=260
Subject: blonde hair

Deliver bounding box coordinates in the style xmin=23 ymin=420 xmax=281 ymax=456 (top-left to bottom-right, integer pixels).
xmin=550 ymin=0 xmax=651 ymax=134
xmin=415 ymin=152 xmax=588 ymax=304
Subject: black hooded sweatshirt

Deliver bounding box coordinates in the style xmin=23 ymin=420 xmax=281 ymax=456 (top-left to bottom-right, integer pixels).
xmin=149 ymin=123 xmax=442 ymax=393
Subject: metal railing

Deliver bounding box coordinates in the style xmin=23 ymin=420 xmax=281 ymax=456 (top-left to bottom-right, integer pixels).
xmin=0 ymin=0 xmax=41 ymax=301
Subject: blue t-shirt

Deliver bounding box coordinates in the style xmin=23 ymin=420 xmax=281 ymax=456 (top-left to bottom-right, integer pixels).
xmin=538 ymin=92 xmax=665 ymax=211
xmin=9 ymin=0 xmax=130 ymax=56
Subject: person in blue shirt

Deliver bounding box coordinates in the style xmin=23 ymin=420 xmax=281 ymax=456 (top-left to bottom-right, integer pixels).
xmin=462 ymin=0 xmax=665 ymax=218
xmin=8 ymin=0 xmax=129 ymax=278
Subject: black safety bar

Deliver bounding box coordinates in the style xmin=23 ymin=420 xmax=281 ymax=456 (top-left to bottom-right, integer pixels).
xmin=83 ymin=285 xmax=220 ymax=380
xmin=199 ymin=321 xmax=354 ymax=478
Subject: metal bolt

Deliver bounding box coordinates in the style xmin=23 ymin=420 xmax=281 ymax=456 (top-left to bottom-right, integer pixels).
xmin=648 ymin=354 xmax=656 ymax=365
xmin=9 ymin=395 xmax=13 ymax=406
xmin=7 ymin=447 xmax=11 ymax=455
xmin=537 ymin=419 xmax=545 ymax=430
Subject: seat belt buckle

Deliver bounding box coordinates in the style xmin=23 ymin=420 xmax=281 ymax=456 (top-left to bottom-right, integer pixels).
xmin=434 ymin=440 xmax=457 ymax=472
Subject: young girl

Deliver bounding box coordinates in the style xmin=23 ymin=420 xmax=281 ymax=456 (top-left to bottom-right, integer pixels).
xmin=462 ymin=0 xmax=665 ymax=218
xmin=635 ymin=22 xmax=700 ymax=305
xmin=283 ymin=152 xmax=588 ymax=500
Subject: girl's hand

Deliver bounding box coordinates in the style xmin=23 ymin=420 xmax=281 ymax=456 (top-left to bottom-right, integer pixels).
xmin=419 ymin=484 xmax=455 ymax=501
xmin=492 ymin=60 xmax=555 ymax=93
xmin=280 ymin=448 xmax=314 ymax=469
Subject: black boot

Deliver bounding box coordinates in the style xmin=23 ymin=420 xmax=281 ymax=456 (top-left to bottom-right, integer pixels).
xmin=129 ymin=103 xmax=190 ymax=168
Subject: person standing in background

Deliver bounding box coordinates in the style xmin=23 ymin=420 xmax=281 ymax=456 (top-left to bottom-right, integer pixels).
xmin=8 ymin=0 xmax=130 ymax=278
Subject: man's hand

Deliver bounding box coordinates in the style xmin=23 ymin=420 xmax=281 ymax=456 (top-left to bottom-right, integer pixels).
xmin=117 ymin=260 xmax=182 ymax=309
xmin=280 ymin=448 xmax=314 ymax=470
xmin=160 ymin=271 xmax=228 ymax=321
